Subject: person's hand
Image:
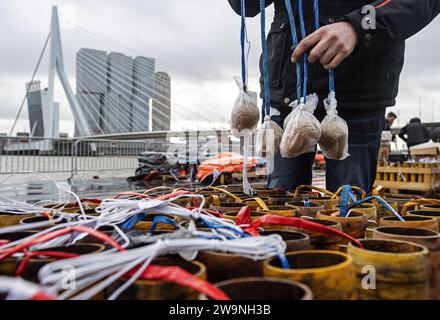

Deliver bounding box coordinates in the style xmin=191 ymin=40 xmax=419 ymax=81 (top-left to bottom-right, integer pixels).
xmin=291 ymin=22 xmax=359 ymax=70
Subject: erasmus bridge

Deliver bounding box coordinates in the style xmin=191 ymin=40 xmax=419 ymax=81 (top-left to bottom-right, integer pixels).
xmin=7 ymin=6 xmax=233 ymax=145
xmin=0 ymin=6 xmax=240 ymax=177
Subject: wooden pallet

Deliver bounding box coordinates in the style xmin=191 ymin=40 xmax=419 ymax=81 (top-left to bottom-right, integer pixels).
xmin=374 ymin=163 xmax=440 ymax=193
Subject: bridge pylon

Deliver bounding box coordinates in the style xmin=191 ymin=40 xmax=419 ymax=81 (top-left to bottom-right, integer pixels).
xmin=47 ymin=6 xmax=92 ymax=138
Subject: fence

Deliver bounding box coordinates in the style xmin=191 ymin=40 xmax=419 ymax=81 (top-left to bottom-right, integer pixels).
xmin=0 ymin=137 xmax=73 ymax=174
xmin=0 ymin=133 xmax=249 ymax=178
xmin=0 ymin=137 xmax=147 ymax=177
xmin=70 ymin=139 xmax=148 ymax=178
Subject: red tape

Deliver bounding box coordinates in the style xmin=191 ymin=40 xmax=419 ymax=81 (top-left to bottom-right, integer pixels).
xmin=0 ymin=226 xmax=125 ymax=262
xmin=126 ymin=265 xmax=230 ymax=300
xmin=32 ymin=291 xmax=56 ymax=300
xmin=241 ymin=214 xmax=363 ymax=248
xmin=236 ymin=207 xmax=260 ymax=237
xmin=236 ymin=206 xmax=252 ymax=225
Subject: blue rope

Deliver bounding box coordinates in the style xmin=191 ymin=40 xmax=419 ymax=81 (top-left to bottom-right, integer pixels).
xmin=313 ymin=0 xmax=335 ymax=93
xmin=313 ymin=0 xmax=320 ymax=30
xmin=284 ymin=0 xmax=302 ymax=101
xmin=259 ymin=0 xmax=271 ymax=116
xmin=297 ymin=0 xmax=308 ymax=103
xmin=329 ymin=69 xmax=335 ymax=92
xmin=240 ymin=0 xmax=247 ymax=91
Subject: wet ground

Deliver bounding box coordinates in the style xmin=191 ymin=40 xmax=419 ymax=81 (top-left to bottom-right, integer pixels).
xmin=0 ymin=170 xmax=326 ymax=203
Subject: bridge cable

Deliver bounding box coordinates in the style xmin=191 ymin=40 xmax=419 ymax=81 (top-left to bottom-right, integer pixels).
xmin=9 ymin=32 xmax=51 ymax=137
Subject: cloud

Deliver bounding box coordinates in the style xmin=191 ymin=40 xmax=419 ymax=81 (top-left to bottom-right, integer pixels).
xmin=0 ymin=0 xmax=438 ymax=134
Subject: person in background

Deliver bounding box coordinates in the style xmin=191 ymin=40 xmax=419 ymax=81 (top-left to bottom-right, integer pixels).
xmin=385 ymin=112 xmax=397 ymax=131
xmin=383 ymin=111 xmax=397 ymax=145
xmin=398 ymin=118 xmax=431 ymax=149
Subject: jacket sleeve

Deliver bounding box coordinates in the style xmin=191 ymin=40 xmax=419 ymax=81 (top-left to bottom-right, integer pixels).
xmin=343 ymin=0 xmax=440 ymax=48
xmin=398 ymin=126 xmax=408 ymax=142
xmin=227 ymin=0 xmax=273 ymax=17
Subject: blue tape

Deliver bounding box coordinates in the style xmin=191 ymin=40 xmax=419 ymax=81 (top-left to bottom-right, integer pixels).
xmin=149 ymin=215 xmax=179 ymax=236
xmin=278 ymin=254 xmax=291 ymax=270
xmin=121 ymin=213 xmax=147 ymax=231
xmin=349 ymin=196 xmax=405 ymax=222
xmin=304 ymin=197 xmax=311 ymax=208
xmin=200 ymin=217 xmax=250 ymax=238
xmin=339 ymin=185 xmax=351 ymax=217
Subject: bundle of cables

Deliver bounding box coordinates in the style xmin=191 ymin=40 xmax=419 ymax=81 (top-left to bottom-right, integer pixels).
xmin=0 ymin=174 xmax=367 ymax=301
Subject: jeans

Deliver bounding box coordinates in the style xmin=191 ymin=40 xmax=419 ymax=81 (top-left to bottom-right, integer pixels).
xmin=268 ymin=103 xmax=385 ymax=193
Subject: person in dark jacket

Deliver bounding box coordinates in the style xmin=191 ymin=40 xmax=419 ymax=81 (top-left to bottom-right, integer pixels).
xmin=227 ymin=0 xmax=439 ymax=192
xmin=398 ymin=118 xmax=431 ymax=149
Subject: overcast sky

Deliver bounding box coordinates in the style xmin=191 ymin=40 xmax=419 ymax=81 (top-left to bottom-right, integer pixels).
xmin=0 ymin=0 xmax=439 ymax=135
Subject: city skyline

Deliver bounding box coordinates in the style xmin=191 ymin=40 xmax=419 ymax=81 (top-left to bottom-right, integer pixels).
xmin=76 ymin=48 xmax=159 ymax=136
xmin=0 ymin=1 xmax=439 ymax=135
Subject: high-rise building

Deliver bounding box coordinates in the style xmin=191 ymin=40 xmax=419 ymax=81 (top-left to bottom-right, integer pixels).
xmin=26 ymin=80 xmax=60 ymax=138
xmin=131 ymin=56 xmax=155 ymax=132
xmin=152 ymin=71 xmax=171 ymax=132
xmin=76 ymin=48 xmax=156 ymax=135
xmin=76 ymin=48 xmax=107 ymax=135
xmin=27 ymin=81 xmax=45 ymax=137
xmin=103 ymin=52 xmax=134 ymax=133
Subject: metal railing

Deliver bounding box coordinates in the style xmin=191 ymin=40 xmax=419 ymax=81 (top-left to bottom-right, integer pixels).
xmin=0 ymin=137 xmax=74 ymax=174
xmin=0 ymin=133 xmax=252 ymax=178
xmin=70 ymin=138 xmax=148 ymax=178
xmin=0 ymin=137 xmax=147 ymax=177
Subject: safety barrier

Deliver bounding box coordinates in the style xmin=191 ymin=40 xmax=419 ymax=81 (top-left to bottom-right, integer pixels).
xmin=0 ymin=137 xmax=74 ymax=174
xmin=69 ymin=138 xmax=148 ymax=179
xmin=0 ymin=134 xmax=249 ymax=178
